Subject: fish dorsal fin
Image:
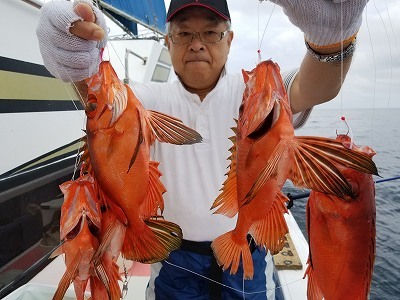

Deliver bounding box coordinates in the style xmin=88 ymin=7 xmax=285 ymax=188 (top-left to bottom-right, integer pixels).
xmin=140 ymin=161 xmax=167 ymax=219
xmin=211 ymin=127 xmax=239 ymax=217
xmin=143 ymin=110 xmax=202 ymax=145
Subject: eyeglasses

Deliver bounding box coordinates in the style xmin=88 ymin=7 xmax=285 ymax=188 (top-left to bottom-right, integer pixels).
xmin=168 ymin=30 xmax=229 ymax=45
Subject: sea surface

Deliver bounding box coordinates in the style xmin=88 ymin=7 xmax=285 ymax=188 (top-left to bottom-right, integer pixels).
xmin=285 ymin=107 xmax=400 ymax=300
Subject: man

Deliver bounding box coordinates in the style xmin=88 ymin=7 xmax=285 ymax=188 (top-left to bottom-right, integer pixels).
xmin=36 ymin=0 xmax=368 ymax=299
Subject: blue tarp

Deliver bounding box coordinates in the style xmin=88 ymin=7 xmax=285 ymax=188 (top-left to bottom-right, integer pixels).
xmin=100 ymin=0 xmax=167 ymax=35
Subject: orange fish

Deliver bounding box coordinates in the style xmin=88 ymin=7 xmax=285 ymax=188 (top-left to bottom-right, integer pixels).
xmin=52 ymin=174 xmax=101 ymax=300
xmin=84 ymin=60 xmax=202 ymax=263
xmin=304 ymin=134 xmax=376 ymax=300
xmin=211 ymin=60 xmax=378 ymax=279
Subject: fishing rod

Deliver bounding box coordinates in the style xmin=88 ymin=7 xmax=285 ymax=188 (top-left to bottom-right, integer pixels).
xmin=285 ymin=175 xmax=400 ymax=207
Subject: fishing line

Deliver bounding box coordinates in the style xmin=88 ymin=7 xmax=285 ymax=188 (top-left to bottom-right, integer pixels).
xmin=383 ymin=0 xmax=400 ymax=59
xmin=257 ymin=1 xmax=276 ymax=62
xmin=376 ymin=0 xmax=394 ymax=107
xmin=369 ymin=0 xmax=395 ymax=129
xmin=163 ymin=259 xmax=301 ymax=296
xmin=339 ymin=0 xmax=344 ymax=117
xmin=52 ymin=44 xmax=87 ymax=180
xmin=364 ymin=1 xmax=378 ymax=147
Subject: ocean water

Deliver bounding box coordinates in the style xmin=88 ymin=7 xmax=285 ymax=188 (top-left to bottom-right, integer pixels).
xmin=286 ymin=107 xmax=400 ymax=300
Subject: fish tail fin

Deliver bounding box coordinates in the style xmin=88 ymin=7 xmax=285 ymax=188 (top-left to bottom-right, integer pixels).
xmin=304 ymin=262 xmax=324 ymax=300
xmin=211 ymin=231 xmax=254 ymax=280
xmin=249 ymin=191 xmax=289 ymax=254
xmin=122 ymin=218 xmax=182 ymax=263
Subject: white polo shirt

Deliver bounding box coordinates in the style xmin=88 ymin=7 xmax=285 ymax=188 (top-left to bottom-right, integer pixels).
xmin=131 ymin=69 xmax=311 ymax=241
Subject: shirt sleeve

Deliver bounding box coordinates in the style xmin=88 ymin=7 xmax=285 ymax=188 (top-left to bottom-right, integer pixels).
xmin=281 ymin=68 xmax=313 ymax=129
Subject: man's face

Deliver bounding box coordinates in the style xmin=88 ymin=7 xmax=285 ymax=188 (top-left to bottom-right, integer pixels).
xmin=166 ymin=7 xmax=233 ymax=92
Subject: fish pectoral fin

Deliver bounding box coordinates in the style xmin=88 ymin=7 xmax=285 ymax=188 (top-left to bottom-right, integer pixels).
xmin=244 ymin=140 xmax=287 ymax=205
xmin=93 ymin=258 xmax=122 ymax=300
xmin=94 ymin=218 xmax=121 ymax=259
xmin=211 ymin=134 xmax=238 ymax=217
xmin=53 ymin=252 xmax=82 ymax=300
xmin=144 ymin=110 xmax=202 ymax=145
xmin=140 ymin=161 xmax=166 ymax=218
xmin=298 ymin=136 xmax=378 ymax=175
xmin=289 ymin=136 xmax=368 ymax=198
xmin=93 ymin=261 xmax=111 ymax=298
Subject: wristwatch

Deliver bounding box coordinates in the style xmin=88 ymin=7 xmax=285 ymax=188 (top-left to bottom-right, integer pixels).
xmin=305 ymin=37 xmax=357 ymax=63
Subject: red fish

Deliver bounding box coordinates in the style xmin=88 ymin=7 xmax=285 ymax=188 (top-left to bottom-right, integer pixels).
xmin=84 ymin=60 xmax=202 ymax=263
xmin=304 ymin=134 xmax=376 ymax=300
xmin=52 ymin=174 xmax=101 ymax=300
xmin=211 ymin=60 xmax=378 ymax=279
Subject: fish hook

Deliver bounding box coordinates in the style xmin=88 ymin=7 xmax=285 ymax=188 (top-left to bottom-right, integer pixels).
xmin=336 ymin=116 xmax=354 ymax=149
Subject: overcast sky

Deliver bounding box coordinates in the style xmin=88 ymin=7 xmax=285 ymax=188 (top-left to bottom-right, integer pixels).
xmin=164 ymin=0 xmax=400 ymax=109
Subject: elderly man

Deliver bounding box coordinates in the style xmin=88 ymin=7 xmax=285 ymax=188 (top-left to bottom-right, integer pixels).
xmin=36 ymin=0 xmax=367 ymax=299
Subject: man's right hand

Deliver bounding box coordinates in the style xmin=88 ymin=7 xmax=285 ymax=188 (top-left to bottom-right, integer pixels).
xmin=36 ymin=0 xmax=108 ymax=82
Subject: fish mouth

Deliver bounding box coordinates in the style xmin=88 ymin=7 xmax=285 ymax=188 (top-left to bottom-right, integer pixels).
xmin=65 ymin=214 xmax=100 ymax=240
xmin=247 ymin=100 xmax=279 ymax=140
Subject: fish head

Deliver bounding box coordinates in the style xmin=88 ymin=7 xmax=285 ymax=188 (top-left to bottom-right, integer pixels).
xmin=59 ymin=174 xmax=102 ymax=240
xmin=85 ymin=61 xmax=128 ymax=129
xmin=336 ymin=134 xmax=377 ymax=158
xmin=239 ymin=60 xmax=289 ymax=140
xmin=335 ymin=134 xmax=377 ymax=201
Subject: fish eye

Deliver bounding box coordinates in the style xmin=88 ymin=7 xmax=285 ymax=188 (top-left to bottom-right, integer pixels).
xmin=85 ymin=95 xmax=98 ymax=112
xmin=88 ymin=102 xmax=97 ymax=111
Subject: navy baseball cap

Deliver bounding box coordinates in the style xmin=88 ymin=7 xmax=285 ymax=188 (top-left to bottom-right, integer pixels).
xmin=166 ymin=0 xmax=231 ymax=22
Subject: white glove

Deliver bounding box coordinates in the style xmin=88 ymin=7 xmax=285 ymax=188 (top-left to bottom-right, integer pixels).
xmin=269 ymin=0 xmax=368 ymax=48
xmin=36 ymin=0 xmax=108 ymax=82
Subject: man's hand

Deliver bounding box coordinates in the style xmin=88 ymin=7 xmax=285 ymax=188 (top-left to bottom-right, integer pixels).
xmin=71 ymin=3 xmax=105 ymax=41
xmin=36 ymin=0 xmax=108 ymax=82
xmin=269 ymin=0 xmax=368 ymax=49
